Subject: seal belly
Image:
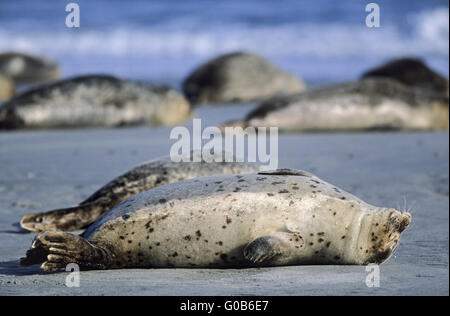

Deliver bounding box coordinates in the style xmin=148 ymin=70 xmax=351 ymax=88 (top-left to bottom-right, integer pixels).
xmin=85 ymin=193 xmax=288 ymax=268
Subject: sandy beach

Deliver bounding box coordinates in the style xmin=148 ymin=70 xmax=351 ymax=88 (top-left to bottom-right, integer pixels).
xmin=0 ymin=104 xmax=448 ymax=296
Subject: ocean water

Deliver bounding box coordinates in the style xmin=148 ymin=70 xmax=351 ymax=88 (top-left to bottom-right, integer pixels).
xmin=0 ymin=0 xmax=448 ymax=87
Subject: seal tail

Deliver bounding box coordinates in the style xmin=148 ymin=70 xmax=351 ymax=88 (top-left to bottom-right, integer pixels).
xmin=20 ymin=198 xmax=111 ymax=232
xmin=20 ymin=231 xmax=115 ymax=271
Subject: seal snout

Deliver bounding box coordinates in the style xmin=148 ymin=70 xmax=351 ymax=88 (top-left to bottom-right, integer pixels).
xmin=379 ymin=211 xmax=411 ymax=262
xmin=365 ymin=210 xmax=412 ymax=265
xmin=389 ymin=211 xmax=412 ymax=234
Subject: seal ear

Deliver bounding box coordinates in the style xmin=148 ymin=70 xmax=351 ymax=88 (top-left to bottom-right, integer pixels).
xmin=258 ymin=169 xmax=313 ymax=177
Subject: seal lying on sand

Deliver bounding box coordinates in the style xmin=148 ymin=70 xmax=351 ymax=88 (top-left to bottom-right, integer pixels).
xmin=362 ymin=57 xmax=449 ymax=97
xmin=0 ymin=75 xmax=192 ymax=129
xmin=0 ymin=75 xmax=15 ymax=102
xmin=20 ymin=169 xmax=411 ymax=271
xmin=20 ymin=154 xmax=260 ymax=232
xmin=224 ymin=78 xmax=449 ymax=132
xmin=183 ymin=52 xmax=306 ymax=105
xmin=0 ymin=52 xmax=60 ymax=84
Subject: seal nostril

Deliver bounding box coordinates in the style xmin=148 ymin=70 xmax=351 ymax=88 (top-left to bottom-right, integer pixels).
xmin=388 ymin=213 xmax=411 ymax=233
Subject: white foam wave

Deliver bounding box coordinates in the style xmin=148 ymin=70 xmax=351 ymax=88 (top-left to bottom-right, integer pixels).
xmin=412 ymin=7 xmax=449 ymax=54
xmin=0 ymin=8 xmax=448 ymax=59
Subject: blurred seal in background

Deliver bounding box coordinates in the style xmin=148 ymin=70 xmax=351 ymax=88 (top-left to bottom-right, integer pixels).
xmin=223 ymin=78 xmax=449 ymax=132
xmin=0 ymin=52 xmax=61 ymax=85
xmin=0 ymin=75 xmax=192 ymax=130
xmin=362 ymin=57 xmax=449 ymax=97
xmin=183 ymin=52 xmax=306 ymax=105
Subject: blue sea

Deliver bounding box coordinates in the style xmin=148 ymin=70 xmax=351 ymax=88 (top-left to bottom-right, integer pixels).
xmin=0 ymin=0 xmax=448 ymax=87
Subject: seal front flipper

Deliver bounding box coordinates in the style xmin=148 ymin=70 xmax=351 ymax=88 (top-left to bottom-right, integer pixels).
xmin=20 ymin=198 xmax=112 ymax=232
xmin=20 ymin=231 xmax=115 ymax=272
xmin=243 ymin=232 xmax=305 ymax=265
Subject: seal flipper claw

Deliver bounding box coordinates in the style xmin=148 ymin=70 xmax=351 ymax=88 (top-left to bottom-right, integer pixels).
xmin=20 ymin=231 xmax=115 ymax=272
xmin=244 ymin=232 xmax=305 ymax=265
xmin=19 ymin=239 xmax=49 ymax=266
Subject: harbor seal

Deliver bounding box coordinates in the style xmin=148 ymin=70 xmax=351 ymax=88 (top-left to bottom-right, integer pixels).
xmin=0 ymin=75 xmax=15 ymax=102
xmin=182 ymin=52 xmax=306 ymax=105
xmin=362 ymin=57 xmax=449 ymax=97
xmin=223 ymin=78 xmax=449 ymax=132
xmin=20 ymin=169 xmax=411 ymax=271
xmin=0 ymin=52 xmax=60 ymax=84
xmin=0 ymin=75 xmax=192 ymax=129
xmin=20 ymin=153 xmax=260 ymax=232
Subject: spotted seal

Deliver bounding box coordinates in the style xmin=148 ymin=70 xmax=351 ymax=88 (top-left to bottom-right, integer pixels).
xmin=0 ymin=52 xmax=60 ymax=84
xmin=20 ymin=153 xmax=260 ymax=232
xmin=0 ymin=75 xmax=192 ymax=129
xmin=20 ymin=169 xmax=411 ymax=271
xmin=223 ymin=78 xmax=449 ymax=132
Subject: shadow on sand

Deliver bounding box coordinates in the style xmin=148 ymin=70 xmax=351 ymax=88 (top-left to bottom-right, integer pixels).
xmin=0 ymin=222 xmax=31 ymax=234
xmin=0 ymin=260 xmax=43 ymax=276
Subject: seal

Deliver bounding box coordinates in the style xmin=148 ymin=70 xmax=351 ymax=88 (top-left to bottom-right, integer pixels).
xmin=20 ymin=153 xmax=260 ymax=232
xmin=223 ymin=78 xmax=449 ymax=132
xmin=362 ymin=57 xmax=449 ymax=97
xmin=182 ymin=52 xmax=306 ymax=105
xmin=0 ymin=75 xmax=192 ymax=129
xmin=20 ymin=169 xmax=411 ymax=271
xmin=0 ymin=52 xmax=60 ymax=84
xmin=0 ymin=75 xmax=15 ymax=102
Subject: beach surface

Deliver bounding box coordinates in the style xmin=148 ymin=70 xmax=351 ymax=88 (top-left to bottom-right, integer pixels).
xmin=0 ymin=105 xmax=448 ymax=296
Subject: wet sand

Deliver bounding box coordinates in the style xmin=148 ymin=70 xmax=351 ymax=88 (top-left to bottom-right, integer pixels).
xmin=0 ymin=105 xmax=448 ymax=296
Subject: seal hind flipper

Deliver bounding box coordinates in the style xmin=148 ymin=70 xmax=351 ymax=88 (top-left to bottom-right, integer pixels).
xmin=244 ymin=232 xmax=305 ymax=265
xmin=20 ymin=231 xmax=115 ymax=272
xmin=258 ymin=169 xmax=313 ymax=177
xmin=18 ymin=235 xmax=50 ymax=267
xmin=20 ymin=198 xmax=112 ymax=232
